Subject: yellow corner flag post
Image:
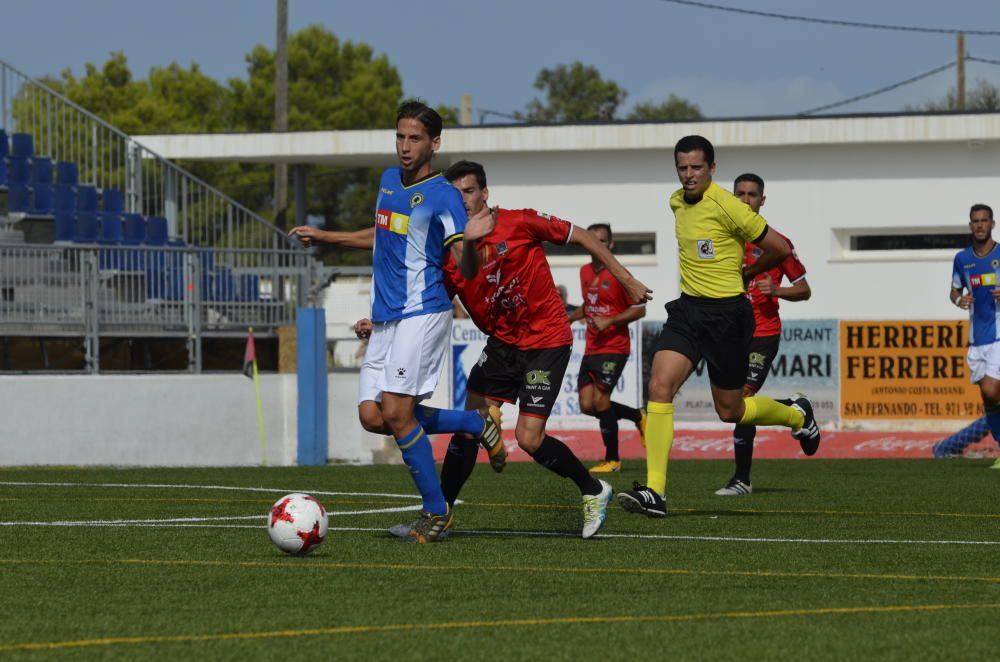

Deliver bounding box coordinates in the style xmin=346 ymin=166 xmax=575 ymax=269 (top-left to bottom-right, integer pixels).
xmin=244 ymin=327 xmax=267 ymax=467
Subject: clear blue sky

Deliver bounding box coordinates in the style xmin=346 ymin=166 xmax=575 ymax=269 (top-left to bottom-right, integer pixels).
xmin=3 ymin=0 xmax=1000 ymax=121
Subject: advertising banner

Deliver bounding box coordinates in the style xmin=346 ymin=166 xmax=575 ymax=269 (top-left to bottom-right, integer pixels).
xmin=449 ymin=318 xmax=643 ymax=430
xmin=839 ymin=320 xmax=982 ymax=420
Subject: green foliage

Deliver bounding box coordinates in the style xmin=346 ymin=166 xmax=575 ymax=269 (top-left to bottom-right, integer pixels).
xmin=912 ymin=79 xmax=1000 ymax=112
xmin=520 ymin=61 xmax=627 ymax=122
xmin=627 ymin=95 xmax=703 ymax=121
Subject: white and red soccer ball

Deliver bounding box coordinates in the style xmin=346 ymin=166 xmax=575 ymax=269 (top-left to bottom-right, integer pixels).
xmin=267 ymin=493 xmax=328 ymax=555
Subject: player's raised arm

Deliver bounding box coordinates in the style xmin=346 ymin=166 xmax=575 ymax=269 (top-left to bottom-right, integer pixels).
xmin=741 ymin=227 xmax=791 ymax=282
xmin=570 ymin=225 xmax=653 ymax=303
xmin=288 ymin=225 xmax=375 ymax=249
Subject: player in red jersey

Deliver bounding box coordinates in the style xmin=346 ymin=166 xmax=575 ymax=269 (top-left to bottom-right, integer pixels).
xmin=568 ymin=223 xmax=647 ymax=473
xmin=408 ymin=160 xmax=651 ymax=538
xmin=715 ymin=173 xmax=812 ymax=496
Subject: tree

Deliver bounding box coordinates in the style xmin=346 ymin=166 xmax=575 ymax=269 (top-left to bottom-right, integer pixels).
xmin=520 ymin=61 xmax=626 ymax=122
xmin=627 ymin=95 xmax=703 ymax=121
xmin=915 ymin=79 xmax=1000 ymax=112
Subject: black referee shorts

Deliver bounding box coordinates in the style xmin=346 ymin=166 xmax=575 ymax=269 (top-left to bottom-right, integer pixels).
xmin=652 ymin=293 xmax=755 ymax=390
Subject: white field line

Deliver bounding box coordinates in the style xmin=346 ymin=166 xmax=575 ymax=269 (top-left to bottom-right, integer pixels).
xmin=0 ymin=481 xmax=421 ymax=500
xmin=2 ymin=481 xmax=998 ymax=546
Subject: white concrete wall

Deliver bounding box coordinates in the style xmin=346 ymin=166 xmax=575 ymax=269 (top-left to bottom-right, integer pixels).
xmin=0 ymin=373 xmax=386 ymax=467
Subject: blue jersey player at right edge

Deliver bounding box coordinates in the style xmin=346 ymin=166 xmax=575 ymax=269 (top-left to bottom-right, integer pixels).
xmin=290 ymin=101 xmax=502 ymax=541
xmin=948 ymin=203 xmax=1000 ymax=469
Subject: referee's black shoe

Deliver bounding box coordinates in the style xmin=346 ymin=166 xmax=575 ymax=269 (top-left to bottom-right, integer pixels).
xmin=790 ymin=396 xmax=821 ymax=456
xmin=616 ymin=481 xmax=667 ymax=517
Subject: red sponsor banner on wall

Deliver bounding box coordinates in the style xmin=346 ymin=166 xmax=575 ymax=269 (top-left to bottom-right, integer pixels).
xmin=840 ymin=320 xmax=982 ymax=420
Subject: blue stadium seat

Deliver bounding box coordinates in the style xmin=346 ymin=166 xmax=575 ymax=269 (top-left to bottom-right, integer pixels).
xmin=0 ymin=130 xmax=8 ymax=158
xmin=74 ymin=211 xmax=99 ymax=243
xmin=53 ymin=211 xmax=75 ymax=242
xmin=8 ymin=183 xmax=32 ymax=213
xmin=11 ymin=133 xmax=33 ymax=158
xmin=75 ymin=185 xmax=98 ymax=212
xmin=53 ymin=184 xmax=75 ymax=213
xmin=7 ymin=156 xmax=30 ymax=184
xmin=238 ymin=274 xmax=261 ymax=302
xmin=98 ymin=212 xmax=123 ymax=244
xmin=30 ymin=183 xmax=54 ymax=215
xmin=30 ymin=157 xmax=52 ymax=184
xmin=144 ymin=216 xmax=168 ymax=246
xmin=121 ymin=213 xmax=145 ymax=245
xmin=144 ymin=250 xmax=185 ymax=300
xmin=55 ymin=161 xmax=78 ymax=186
xmin=102 ymin=188 xmax=124 ymax=213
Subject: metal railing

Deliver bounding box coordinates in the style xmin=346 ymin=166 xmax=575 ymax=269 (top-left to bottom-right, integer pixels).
xmin=0 ymin=58 xmax=291 ymax=250
xmin=0 ymin=243 xmax=315 ymax=372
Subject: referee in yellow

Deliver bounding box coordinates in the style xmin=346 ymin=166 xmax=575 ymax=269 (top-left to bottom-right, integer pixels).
xmin=617 ymin=135 xmax=820 ymax=517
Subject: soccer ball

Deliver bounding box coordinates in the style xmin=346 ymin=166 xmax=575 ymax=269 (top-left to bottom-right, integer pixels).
xmin=267 ymin=493 xmax=328 ymax=555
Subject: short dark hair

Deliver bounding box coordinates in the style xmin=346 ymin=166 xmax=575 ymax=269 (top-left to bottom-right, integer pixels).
xmin=396 ymin=100 xmax=443 ymax=139
xmin=674 ymin=135 xmax=714 ymax=165
xmin=970 ymin=203 xmax=994 ymax=220
xmin=587 ymin=223 xmax=612 ymax=242
xmin=444 ymin=160 xmax=487 ymax=188
xmin=734 ymin=173 xmax=765 ymax=194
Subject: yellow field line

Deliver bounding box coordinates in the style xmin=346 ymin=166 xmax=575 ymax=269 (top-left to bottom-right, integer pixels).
xmin=2 ymin=558 xmax=998 ymax=585
xmin=2 ymin=603 xmax=997 ymax=652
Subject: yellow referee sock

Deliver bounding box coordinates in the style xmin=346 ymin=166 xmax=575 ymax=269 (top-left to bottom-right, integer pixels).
xmin=739 ymin=396 xmax=805 ymax=430
xmin=645 ymin=401 xmax=674 ymax=496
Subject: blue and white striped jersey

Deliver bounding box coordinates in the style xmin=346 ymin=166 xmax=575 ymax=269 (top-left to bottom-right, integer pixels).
xmin=952 ymin=244 xmax=1000 ymax=346
xmin=371 ymin=168 xmax=467 ymax=322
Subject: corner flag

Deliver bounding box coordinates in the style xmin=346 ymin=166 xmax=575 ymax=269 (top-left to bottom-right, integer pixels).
xmin=244 ymin=327 xmax=267 ymax=466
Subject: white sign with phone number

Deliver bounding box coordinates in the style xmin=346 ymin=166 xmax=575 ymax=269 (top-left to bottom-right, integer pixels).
xmin=448 ymin=318 xmax=643 ymax=430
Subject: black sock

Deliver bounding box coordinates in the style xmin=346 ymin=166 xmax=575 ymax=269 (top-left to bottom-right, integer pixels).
xmin=611 ymin=401 xmax=641 ymax=424
xmin=440 ymin=434 xmax=479 ymax=506
xmin=733 ymin=424 xmax=755 ymax=483
xmin=597 ymin=408 xmax=620 ymax=461
xmin=530 ymin=435 xmax=602 ymax=495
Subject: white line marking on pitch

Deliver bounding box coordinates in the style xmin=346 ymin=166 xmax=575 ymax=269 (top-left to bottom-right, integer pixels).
xmin=0 ymin=481 xmax=422 ymax=500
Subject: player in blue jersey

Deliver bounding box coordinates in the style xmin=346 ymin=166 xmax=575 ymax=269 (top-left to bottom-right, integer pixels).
xmin=950 ymin=203 xmax=1000 ymax=469
xmin=289 ymin=101 xmax=502 ymax=541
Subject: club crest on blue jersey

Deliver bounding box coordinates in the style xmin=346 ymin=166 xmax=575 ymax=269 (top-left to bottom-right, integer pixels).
xmin=410 ymin=192 xmax=424 ymax=208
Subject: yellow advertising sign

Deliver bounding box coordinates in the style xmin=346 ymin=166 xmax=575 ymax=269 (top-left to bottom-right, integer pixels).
xmin=840 ymin=320 xmax=983 ymax=420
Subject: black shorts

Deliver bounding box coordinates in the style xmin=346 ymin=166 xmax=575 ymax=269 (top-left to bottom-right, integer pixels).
xmin=652 ymin=293 xmax=755 ymax=390
xmin=467 ymin=336 xmax=571 ymax=419
xmin=577 ymin=353 xmax=629 ymax=393
xmin=745 ymin=334 xmax=781 ymax=394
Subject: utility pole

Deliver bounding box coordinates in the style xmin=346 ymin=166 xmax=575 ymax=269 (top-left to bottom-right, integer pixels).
xmin=274 ymin=0 xmax=289 ymax=228
xmin=956 ymin=32 xmax=966 ymax=111
xmin=460 ymin=95 xmax=473 ymax=126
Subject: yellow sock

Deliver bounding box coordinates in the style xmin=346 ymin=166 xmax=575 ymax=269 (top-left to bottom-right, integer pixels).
xmin=739 ymin=396 xmax=804 ymax=430
xmin=645 ymin=401 xmax=674 ymax=496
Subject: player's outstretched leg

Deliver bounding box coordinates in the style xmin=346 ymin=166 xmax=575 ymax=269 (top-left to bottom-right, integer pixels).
xmin=932 ymin=416 xmax=989 ymax=458
xmin=740 ymin=394 xmax=820 ymax=455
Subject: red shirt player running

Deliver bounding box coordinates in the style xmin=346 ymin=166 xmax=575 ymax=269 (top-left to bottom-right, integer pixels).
xmin=715 ymin=173 xmax=811 ymax=497
xmin=569 ymin=223 xmax=647 ymax=473
xmin=433 ymin=160 xmax=651 ymax=539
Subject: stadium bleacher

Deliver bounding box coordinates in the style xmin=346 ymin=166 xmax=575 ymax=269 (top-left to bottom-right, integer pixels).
xmin=1 ymin=129 xmax=261 ymax=306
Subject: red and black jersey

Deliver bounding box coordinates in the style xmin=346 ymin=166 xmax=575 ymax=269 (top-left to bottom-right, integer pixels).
xmin=444 ymin=208 xmax=574 ymax=350
xmin=579 ymin=262 xmax=642 ymax=355
xmin=744 ymin=229 xmax=807 ymax=337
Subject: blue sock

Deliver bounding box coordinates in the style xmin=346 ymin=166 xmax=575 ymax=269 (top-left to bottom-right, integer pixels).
xmin=933 ymin=416 xmax=990 ymax=457
xmin=396 ymin=425 xmax=448 ymax=515
xmin=414 ymin=405 xmax=484 ymax=436
xmin=987 ymin=407 xmax=1000 ymax=445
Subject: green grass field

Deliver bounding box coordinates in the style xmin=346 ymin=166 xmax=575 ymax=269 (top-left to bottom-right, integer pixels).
xmin=1 ymin=459 xmax=998 ymax=660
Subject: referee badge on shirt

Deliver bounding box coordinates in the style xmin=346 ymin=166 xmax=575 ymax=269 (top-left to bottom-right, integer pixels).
xmin=697 ymin=239 xmax=715 ymax=259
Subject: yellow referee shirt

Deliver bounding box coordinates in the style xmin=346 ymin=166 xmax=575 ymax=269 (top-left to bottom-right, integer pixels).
xmin=669 ymin=181 xmax=768 ymax=298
